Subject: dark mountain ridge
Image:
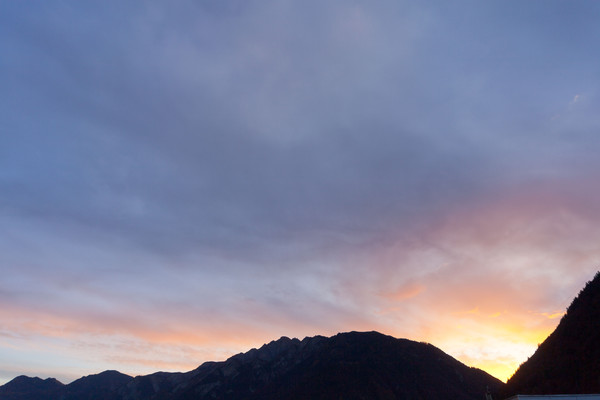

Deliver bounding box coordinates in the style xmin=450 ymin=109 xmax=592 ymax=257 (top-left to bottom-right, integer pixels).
xmin=0 ymin=375 xmax=64 ymax=400
xmin=0 ymin=331 xmax=503 ymax=400
xmin=64 ymin=370 xmax=134 ymax=399
xmin=504 ymin=271 xmax=600 ymax=396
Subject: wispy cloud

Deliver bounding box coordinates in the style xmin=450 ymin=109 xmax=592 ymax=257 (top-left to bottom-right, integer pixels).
xmin=1 ymin=0 xmax=600 ymax=385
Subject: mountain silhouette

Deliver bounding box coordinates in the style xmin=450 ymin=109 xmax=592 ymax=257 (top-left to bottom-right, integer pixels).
xmin=63 ymin=370 xmax=134 ymax=400
xmin=0 ymin=331 xmax=503 ymax=400
xmin=0 ymin=375 xmax=63 ymax=400
xmin=505 ymin=271 xmax=600 ymax=396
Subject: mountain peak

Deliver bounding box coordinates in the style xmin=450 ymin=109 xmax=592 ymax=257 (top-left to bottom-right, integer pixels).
xmin=3 ymin=375 xmax=62 ymax=387
xmin=67 ymin=369 xmax=133 ymax=395
xmin=0 ymin=331 xmax=503 ymax=400
xmin=0 ymin=375 xmax=64 ymax=399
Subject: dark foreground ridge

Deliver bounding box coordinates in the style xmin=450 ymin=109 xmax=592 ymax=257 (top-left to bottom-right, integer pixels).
xmin=504 ymin=271 xmax=600 ymax=396
xmin=0 ymin=331 xmax=503 ymax=400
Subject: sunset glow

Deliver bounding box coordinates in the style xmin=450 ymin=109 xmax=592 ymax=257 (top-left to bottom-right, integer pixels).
xmin=2 ymin=0 xmax=600 ymax=386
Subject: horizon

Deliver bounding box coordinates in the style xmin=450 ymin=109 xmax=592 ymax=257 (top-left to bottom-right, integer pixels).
xmin=0 ymin=331 xmax=548 ymax=386
xmin=0 ymin=324 xmax=564 ymax=386
xmin=2 ymin=0 xmax=600 ymax=387
xmin=0 ymin=325 xmax=563 ymax=385
xmin=0 ymin=297 xmax=577 ymax=385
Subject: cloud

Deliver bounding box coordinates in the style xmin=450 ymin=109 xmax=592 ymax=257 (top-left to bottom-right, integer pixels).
xmin=382 ymin=282 xmax=426 ymax=302
xmin=4 ymin=0 xmax=598 ymax=264
xmin=2 ymin=0 xmax=600 ymax=385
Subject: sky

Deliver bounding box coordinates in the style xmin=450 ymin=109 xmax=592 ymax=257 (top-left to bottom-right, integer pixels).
xmin=1 ymin=0 xmax=600 ymax=385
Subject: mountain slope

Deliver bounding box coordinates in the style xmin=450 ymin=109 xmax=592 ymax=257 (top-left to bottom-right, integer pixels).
xmin=505 ymin=271 xmax=600 ymax=395
xmin=120 ymin=331 xmax=503 ymax=400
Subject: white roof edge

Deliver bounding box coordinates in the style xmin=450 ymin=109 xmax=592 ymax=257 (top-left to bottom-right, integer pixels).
xmin=505 ymin=395 xmax=600 ymax=400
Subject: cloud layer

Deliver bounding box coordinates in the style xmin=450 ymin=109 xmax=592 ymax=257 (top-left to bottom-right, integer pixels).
xmin=1 ymin=0 xmax=600 ymax=383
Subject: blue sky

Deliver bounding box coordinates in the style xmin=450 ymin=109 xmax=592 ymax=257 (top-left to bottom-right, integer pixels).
xmin=1 ymin=0 xmax=600 ymax=383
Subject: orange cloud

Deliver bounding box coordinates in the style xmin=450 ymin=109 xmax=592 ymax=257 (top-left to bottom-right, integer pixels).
xmin=539 ymin=311 xmax=565 ymax=319
xmin=382 ymin=282 xmax=425 ymax=301
xmin=3 ymin=178 xmax=599 ymax=384
xmin=350 ymin=178 xmax=600 ymax=381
